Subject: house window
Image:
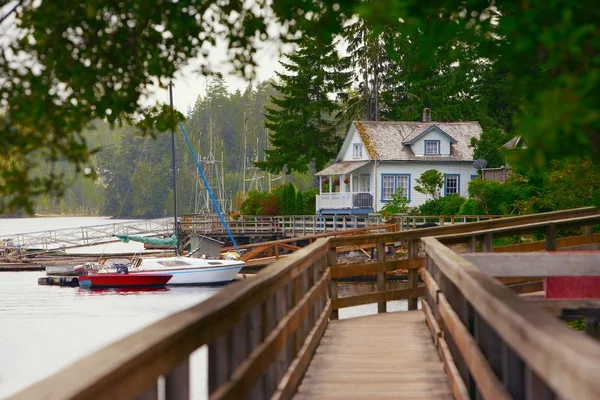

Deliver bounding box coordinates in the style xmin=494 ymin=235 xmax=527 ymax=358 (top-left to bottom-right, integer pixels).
xmin=353 ymin=143 xmax=363 ymax=159
xmin=424 ymin=140 xmax=440 ymax=155
xmin=445 ymin=174 xmax=460 ymax=196
xmin=360 ymin=174 xmax=370 ymax=192
xmin=381 ymin=174 xmax=411 ymax=201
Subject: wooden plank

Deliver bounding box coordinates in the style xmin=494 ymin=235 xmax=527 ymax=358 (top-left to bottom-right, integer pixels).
xmin=332 ymin=286 xmax=425 ymax=310
xmin=271 ymin=299 xmax=331 ymax=400
xmin=408 ymin=240 xmax=419 ymax=310
xmin=376 ymin=239 xmax=386 ymax=313
xmin=438 ymin=293 xmax=511 ymax=400
xmin=438 ymin=337 xmax=470 ymax=400
xmin=210 ymin=270 xmax=329 ymax=400
xmin=524 ymin=299 xmax=600 ymax=317
xmin=506 ymin=281 xmax=543 ymax=295
xmin=293 ymin=311 xmax=453 ymax=400
xmin=422 ymin=300 xmax=441 ymax=348
xmin=462 ymin=253 xmax=600 ymax=277
xmin=422 ymin=237 xmax=600 ymax=400
xmin=330 ymin=207 xmax=600 ymax=248
xmin=422 ymin=268 xmax=440 ymax=305
xmin=329 ymin=258 xmax=423 ymax=279
xmin=545 ymin=224 xmax=557 ymax=252
xmin=326 ymin=248 xmax=339 ymax=321
xmin=165 ymin=358 xmax=190 ymax=400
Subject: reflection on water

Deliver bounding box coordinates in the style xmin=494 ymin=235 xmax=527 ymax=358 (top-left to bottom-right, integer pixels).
xmin=0 ymin=272 xmax=414 ymax=399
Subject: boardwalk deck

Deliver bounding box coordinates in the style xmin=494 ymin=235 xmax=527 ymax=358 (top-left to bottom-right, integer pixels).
xmin=294 ymin=311 xmax=453 ymax=399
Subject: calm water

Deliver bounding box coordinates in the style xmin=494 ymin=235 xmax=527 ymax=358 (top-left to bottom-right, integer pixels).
xmin=0 ymin=217 xmax=412 ymax=398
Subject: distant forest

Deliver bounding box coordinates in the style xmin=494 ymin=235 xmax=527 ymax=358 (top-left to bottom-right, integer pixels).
xmin=31 ymin=18 xmax=521 ymax=218
xmin=32 ymin=77 xmax=313 ymax=218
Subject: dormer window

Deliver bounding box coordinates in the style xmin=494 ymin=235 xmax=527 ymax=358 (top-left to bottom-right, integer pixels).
xmin=424 ymin=140 xmax=440 ymax=155
xmin=353 ymin=143 xmax=363 ymax=159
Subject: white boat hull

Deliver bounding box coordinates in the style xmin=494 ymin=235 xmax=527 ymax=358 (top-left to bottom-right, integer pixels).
xmin=136 ymin=256 xmax=245 ymax=285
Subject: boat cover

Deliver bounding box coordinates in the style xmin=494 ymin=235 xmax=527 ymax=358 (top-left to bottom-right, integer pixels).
xmin=115 ymin=234 xmax=177 ymax=248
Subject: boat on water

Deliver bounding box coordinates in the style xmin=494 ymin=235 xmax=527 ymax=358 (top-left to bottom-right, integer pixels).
xmin=78 ymin=273 xmax=173 ymax=289
xmin=133 ymin=256 xmax=245 ymax=285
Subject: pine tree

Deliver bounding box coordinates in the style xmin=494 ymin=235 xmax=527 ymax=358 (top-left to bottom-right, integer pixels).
xmin=255 ymin=37 xmax=353 ymax=174
xmin=343 ymin=19 xmax=390 ymax=121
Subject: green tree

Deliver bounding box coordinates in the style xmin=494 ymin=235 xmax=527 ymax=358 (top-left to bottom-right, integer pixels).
xmin=470 ymin=128 xmax=511 ymax=169
xmin=255 ymin=37 xmax=352 ymax=174
xmin=414 ymin=170 xmax=444 ymax=200
xmin=4 ymin=1 xmax=600 ymax=213
xmin=380 ymin=191 xmax=409 ymax=220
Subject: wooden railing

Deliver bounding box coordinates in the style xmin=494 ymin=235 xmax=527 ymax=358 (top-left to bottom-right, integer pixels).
xmin=420 ymin=214 xmax=600 ymax=400
xmin=10 ymin=240 xmax=332 ymax=400
xmin=179 ymin=213 xmax=505 ymax=237
xmin=9 ymin=207 xmax=600 ymax=400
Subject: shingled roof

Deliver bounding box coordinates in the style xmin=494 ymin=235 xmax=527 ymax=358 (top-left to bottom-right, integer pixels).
xmin=354 ymin=121 xmax=482 ymax=162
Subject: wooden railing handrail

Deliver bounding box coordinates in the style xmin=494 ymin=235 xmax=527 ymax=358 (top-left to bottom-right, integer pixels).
xmin=422 ymin=236 xmax=600 ymax=400
xmin=328 ymin=206 xmax=600 ymax=247
xmin=435 ymin=213 xmax=600 ymax=245
xmin=10 ymin=239 xmax=331 ymax=400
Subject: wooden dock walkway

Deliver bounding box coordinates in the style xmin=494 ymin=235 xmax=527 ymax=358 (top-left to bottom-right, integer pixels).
xmin=8 ymin=207 xmax=600 ymax=400
xmin=295 ymin=311 xmax=453 ymax=400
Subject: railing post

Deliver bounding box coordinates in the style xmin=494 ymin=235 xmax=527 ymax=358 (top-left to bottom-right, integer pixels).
xmin=408 ymin=239 xmax=419 ymax=310
xmin=545 ymin=223 xmax=557 ymax=251
xmin=482 ymin=233 xmax=493 ymax=252
xmin=376 ymin=239 xmax=386 ymax=313
xmin=327 ymin=247 xmax=339 ymax=320
xmin=165 ymin=358 xmax=190 ymax=400
xmin=466 ymin=236 xmax=476 ymax=253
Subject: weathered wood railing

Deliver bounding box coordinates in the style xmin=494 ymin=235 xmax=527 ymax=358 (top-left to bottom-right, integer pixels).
xmin=179 ymin=213 xmax=504 ymax=237
xmin=9 ymin=207 xmax=600 ymax=400
xmin=420 ymin=213 xmax=600 ymax=400
xmin=325 ymin=207 xmax=600 ymax=320
xmin=10 ymin=240 xmax=332 ymax=400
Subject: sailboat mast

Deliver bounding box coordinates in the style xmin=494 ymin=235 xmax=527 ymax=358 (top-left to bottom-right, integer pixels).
xmin=169 ymin=84 xmax=179 ymax=256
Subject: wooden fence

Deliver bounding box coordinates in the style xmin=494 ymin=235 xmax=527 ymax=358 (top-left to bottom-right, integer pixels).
xmin=180 ymin=213 xmax=503 ymax=237
xmin=8 ymin=206 xmax=600 ymax=400
xmin=421 ymin=215 xmax=600 ymax=400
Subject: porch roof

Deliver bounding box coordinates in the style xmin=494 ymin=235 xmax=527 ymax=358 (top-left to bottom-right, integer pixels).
xmin=315 ymin=161 xmax=370 ymax=176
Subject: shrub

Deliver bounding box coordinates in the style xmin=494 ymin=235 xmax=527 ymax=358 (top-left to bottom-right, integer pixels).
xmin=458 ymin=199 xmax=486 ymax=215
xmin=419 ymin=194 xmax=465 ymax=216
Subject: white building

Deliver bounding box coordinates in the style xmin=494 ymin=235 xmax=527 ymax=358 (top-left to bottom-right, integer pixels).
xmin=315 ymin=109 xmax=482 ymax=215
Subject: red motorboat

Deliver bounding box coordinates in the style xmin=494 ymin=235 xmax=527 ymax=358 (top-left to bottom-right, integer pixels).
xmin=78 ymin=273 xmax=172 ymax=288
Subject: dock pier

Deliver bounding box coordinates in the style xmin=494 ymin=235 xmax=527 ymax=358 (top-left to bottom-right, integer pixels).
xmin=6 ymin=207 xmax=600 ymax=400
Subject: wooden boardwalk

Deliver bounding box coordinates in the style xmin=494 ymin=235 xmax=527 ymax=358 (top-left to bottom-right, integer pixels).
xmin=294 ymin=311 xmax=453 ymax=399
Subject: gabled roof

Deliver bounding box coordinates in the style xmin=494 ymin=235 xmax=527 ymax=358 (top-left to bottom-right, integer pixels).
xmin=402 ymin=124 xmax=458 ymax=145
xmin=315 ymin=161 xmax=370 ymax=176
xmin=353 ymin=120 xmax=482 ymax=162
xmin=502 ymin=135 xmax=525 ymax=149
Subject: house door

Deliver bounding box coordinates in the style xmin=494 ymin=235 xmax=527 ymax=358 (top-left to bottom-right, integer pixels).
xmin=352 ymin=176 xmax=359 ymax=192
xmin=360 ymin=174 xmax=370 ymax=192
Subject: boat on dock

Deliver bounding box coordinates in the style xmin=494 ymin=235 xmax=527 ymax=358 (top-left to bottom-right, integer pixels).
xmin=78 ymin=273 xmax=172 ymax=289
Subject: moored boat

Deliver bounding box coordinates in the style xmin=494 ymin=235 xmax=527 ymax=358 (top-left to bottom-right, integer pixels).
xmin=134 ymin=256 xmax=244 ymax=285
xmin=78 ymin=273 xmax=172 ymax=288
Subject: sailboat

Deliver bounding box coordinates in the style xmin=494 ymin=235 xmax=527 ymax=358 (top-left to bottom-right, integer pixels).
xmin=113 ymin=85 xmax=245 ymax=285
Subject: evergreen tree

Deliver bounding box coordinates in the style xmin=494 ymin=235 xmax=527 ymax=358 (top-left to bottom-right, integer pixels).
xmin=342 ymin=19 xmax=390 ymax=121
xmin=255 ymin=37 xmax=353 ymax=174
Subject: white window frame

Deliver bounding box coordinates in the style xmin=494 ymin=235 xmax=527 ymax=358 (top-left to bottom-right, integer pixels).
xmin=381 ymin=174 xmax=411 ymax=201
xmin=353 ymin=143 xmax=363 ymax=159
xmin=425 ymin=140 xmax=440 ymax=155
xmin=445 ymin=174 xmax=459 ymax=195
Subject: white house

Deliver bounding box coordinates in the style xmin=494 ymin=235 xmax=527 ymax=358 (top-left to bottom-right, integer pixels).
xmin=315 ymin=109 xmax=482 ymax=215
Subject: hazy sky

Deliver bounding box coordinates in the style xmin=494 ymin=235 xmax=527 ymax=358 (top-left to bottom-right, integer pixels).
xmin=149 ymin=37 xmax=288 ymax=115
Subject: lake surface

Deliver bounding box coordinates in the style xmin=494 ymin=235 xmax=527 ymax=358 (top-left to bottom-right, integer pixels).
xmin=0 ymin=217 xmax=413 ymax=398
